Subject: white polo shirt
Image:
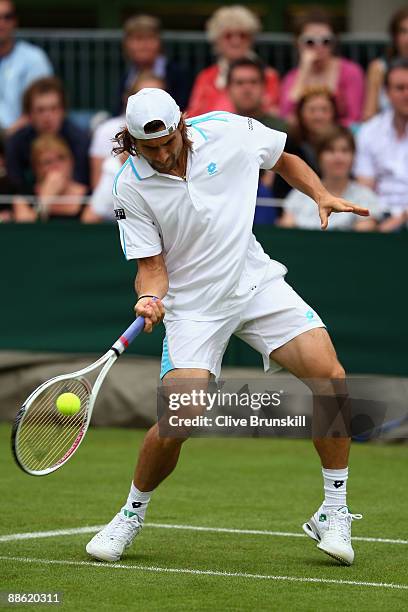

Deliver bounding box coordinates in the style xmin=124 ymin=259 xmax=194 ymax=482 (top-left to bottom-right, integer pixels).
xmin=113 ymin=111 xmax=286 ymax=321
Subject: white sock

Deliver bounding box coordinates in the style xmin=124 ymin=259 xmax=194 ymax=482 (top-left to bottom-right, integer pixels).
xmin=122 ymin=482 xmax=153 ymax=521
xmin=322 ymin=467 xmax=348 ymax=510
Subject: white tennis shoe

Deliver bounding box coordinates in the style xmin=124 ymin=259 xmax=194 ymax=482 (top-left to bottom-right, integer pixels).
xmin=302 ymin=505 xmax=362 ymax=566
xmin=86 ymin=510 xmax=143 ymax=562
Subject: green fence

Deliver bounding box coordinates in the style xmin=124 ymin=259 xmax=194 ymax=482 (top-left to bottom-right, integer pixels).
xmin=16 ymin=29 xmax=388 ymax=112
xmin=1 ymin=223 xmax=407 ymax=375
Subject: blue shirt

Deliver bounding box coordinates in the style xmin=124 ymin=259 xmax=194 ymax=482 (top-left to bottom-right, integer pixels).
xmin=0 ymin=40 xmax=53 ymax=129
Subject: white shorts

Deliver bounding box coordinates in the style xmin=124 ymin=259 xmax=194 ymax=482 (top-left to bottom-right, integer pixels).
xmin=160 ymin=263 xmax=325 ymax=379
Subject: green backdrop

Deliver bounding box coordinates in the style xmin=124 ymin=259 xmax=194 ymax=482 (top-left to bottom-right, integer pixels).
xmin=1 ymin=223 xmax=407 ymax=375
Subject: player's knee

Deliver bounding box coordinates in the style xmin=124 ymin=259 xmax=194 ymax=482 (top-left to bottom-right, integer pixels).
xmin=329 ymin=362 xmax=346 ymax=380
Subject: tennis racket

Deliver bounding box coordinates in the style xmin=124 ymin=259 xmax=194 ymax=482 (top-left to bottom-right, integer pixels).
xmin=11 ymin=316 xmax=146 ymax=476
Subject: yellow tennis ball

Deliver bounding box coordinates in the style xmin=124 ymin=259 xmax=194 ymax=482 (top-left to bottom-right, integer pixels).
xmin=56 ymin=392 xmax=81 ymax=416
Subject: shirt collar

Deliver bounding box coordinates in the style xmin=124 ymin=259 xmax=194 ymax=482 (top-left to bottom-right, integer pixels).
xmin=128 ymin=155 xmax=155 ymax=180
xmin=384 ymin=109 xmax=408 ymax=138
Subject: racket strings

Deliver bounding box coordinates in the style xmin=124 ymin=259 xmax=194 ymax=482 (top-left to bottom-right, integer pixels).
xmin=16 ymin=378 xmax=91 ymax=473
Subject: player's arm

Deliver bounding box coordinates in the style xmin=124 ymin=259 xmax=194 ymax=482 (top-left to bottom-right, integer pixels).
xmin=134 ymin=253 xmax=168 ymax=333
xmin=273 ymin=152 xmax=370 ymax=230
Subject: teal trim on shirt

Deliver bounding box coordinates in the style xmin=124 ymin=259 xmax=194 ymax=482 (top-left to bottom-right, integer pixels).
xmin=129 ymin=157 xmax=142 ymax=180
xmin=160 ymin=336 xmax=175 ymax=379
xmin=113 ymin=158 xmax=130 ymax=195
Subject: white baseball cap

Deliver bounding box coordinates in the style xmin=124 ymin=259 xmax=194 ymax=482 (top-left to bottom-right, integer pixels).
xmin=126 ymin=88 xmax=181 ymax=140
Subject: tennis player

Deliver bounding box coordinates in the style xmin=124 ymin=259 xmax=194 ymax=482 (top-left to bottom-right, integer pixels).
xmin=86 ymin=88 xmax=368 ymax=565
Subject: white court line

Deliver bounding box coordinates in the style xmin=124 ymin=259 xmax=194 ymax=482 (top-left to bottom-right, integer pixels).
xmin=0 ymin=522 xmax=407 ymax=545
xmin=0 ymin=555 xmax=407 ymax=591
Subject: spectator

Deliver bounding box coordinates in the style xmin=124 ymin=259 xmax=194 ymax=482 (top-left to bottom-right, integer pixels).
xmin=119 ymin=14 xmax=190 ymax=112
xmin=188 ymin=5 xmax=279 ymax=117
xmin=280 ymin=8 xmax=364 ymax=126
xmin=364 ymin=7 xmax=408 ymax=120
xmin=279 ymin=126 xmax=379 ymax=231
xmin=0 ymin=0 xmax=53 ymax=132
xmin=90 ymin=72 xmax=165 ymax=189
xmin=0 ymin=130 xmax=17 ymax=221
xmin=5 ymin=77 xmax=90 ymax=192
xmin=227 ymin=57 xmax=288 ymax=224
xmin=82 ymin=156 xmax=123 ymax=224
xmin=274 ymin=87 xmax=338 ymax=199
xmin=227 ymin=57 xmax=287 ymax=131
xmin=355 ymin=58 xmax=408 ymax=232
xmin=13 ymin=135 xmax=87 ymax=222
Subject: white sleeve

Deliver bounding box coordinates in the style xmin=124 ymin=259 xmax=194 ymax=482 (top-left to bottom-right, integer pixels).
xmin=89 ymin=158 xmax=117 ymax=220
xmin=234 ymin=115 xmax=287 ymax=170
xmin=90 ymin=122 xmax=115 ymax=158
xmin=354 ymin=124 xmax=376 ymax=179
xmin=113 ymin=183 xmax=162 ymax=260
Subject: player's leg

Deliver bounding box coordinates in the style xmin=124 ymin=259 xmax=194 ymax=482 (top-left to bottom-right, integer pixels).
xmin=133 ymin=367 xmax=210 ymax=491
xmin=269 ymin=328 xmax=362 ymax=565
xmin=85 ymin=368 xmax=209 ymax=562
xmin=86 ymin=317 xmax=234 ymax=562
xmin=235 ymin=270 xmax=362 ymax=565
xmin=270 ymin=327 xmax=350 ymax=469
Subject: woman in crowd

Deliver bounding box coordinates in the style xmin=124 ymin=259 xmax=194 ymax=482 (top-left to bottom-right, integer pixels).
xmin=280 ymin=9 xmax=364 ymax=126
xmin=279 ymin=126 xmax=380 ymax=230
xmin=13 ymin=135 xmax=87 ymax=222
xmin=273 ymin=86 xmax=338 ymax=199
xmin=187 ymin=5 xmax=279 ymax=117
xmin=363 ymin=7 xmax=408 ymax=120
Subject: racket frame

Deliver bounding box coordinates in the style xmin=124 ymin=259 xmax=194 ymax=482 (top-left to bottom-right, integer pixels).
xmin=11 ymin=349 xmax=118 ymax=476
xmin=11 ymin=314 xmax=147 ymax=475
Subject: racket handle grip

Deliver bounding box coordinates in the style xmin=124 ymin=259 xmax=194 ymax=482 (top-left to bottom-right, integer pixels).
xmin=112 ymin=316 xmax=145 ymax=355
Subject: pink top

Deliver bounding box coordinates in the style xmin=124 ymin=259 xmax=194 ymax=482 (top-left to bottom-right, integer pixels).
xmin=279 ymin=58 xmax=365 ymax=126
xmin=187 ymin=63 xmax=280 ymax=118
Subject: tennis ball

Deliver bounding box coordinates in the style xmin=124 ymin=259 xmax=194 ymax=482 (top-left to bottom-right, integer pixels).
xmin=56 ymin=392 xmax=81 ymax=416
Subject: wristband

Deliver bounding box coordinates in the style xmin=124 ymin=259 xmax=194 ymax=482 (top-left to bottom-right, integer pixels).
xmin=137 ymin=294 xmax=159 ymax=302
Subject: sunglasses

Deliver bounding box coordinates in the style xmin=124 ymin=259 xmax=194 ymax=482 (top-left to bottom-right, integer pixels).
xmin=222 ymin=31 xmax=250 ymax=41
xmin=0 ymin=11 xmax=15 ymax=21
xmin=300 ymin=35 xmax=334 ymax=47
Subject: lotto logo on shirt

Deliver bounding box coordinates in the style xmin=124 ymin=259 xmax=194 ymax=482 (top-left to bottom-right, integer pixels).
xmin=207 ymin=162 xmax=217 ymax=176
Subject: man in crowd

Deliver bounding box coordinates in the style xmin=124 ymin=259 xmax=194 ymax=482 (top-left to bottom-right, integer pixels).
xmin=5 ymin=77 xmax=90 ymax=192
xmin=227 ymin=57 xmax=289 ymax=223
xmin=227 ymin=57 xmax=287 ymax=132
xmin=355 ymin=58 xmax=408 ymax=231
xmin=0 ymin=0 xmax=53 ymax=132
xmin=119 ymin=15 xmax=190 ymax=112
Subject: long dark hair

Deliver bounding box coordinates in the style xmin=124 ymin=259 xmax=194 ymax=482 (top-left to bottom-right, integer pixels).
xmin=387 ymin=7 xmax=408 ymax=61
xmin=291 ymin=86 xmax=339 ymax=145
xmin=112 ymin=115 xmax=193 ymax=157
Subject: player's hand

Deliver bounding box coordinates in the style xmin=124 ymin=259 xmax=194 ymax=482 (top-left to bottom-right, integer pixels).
xmin=134 ymin=297 xmax=165 ymax=333
xmin=317 ymin=195 xmax=370 ymax=230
